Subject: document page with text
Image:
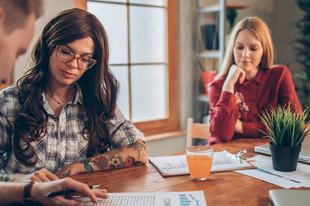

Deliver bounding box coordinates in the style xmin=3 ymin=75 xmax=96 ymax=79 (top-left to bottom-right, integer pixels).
xmin=77 ymin=190 xmax=207 ymax=206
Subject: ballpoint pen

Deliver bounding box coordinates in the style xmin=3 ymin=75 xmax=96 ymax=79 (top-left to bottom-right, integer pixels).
xmin=44 ymin=185 xmax=100 ymax=198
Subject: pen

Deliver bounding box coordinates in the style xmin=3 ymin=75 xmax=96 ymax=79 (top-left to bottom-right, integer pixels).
xmin=44 ymin=185 xmax=100 ymax=198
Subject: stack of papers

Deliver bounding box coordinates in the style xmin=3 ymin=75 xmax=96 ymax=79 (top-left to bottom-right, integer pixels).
xmin=149 ymin=150 xmax=255 ymax=177
xmin=236 ymin=155 xmax=310 ymax=189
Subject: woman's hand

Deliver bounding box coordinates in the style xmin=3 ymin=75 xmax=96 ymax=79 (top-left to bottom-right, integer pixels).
xmin=11 ymin=168 xmax=59 ymax=183
xmin=222 ymin=64 xmax=245 ymax=94
xmin=31 ymin=177 xmax=109 ymax=206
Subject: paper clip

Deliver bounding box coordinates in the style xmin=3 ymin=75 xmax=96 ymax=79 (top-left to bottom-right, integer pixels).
xmin=225 ymin=150 xmax=247 ymax=164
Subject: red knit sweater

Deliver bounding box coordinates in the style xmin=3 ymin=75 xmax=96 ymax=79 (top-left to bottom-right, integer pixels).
xmin=208 ymin=65 xmax=302 ymax=144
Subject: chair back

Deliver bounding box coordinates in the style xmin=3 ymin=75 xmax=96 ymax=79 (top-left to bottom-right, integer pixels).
xmin=186 ymin=118 xmax=211 ymax=147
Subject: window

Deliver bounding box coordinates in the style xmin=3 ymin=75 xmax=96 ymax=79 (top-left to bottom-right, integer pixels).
xmin=75 ymin=0 xmax=178 ymax=136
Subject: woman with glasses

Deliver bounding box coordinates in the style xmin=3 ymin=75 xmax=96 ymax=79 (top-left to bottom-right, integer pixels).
xmin=0 ymin=8 xmax=148 ymax=183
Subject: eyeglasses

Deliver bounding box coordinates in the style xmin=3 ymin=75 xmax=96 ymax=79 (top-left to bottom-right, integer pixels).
xmin=56 ymin=45 xmax=97 ymax=70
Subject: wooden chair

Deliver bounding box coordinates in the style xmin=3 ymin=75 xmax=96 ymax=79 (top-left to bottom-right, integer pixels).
xmin=186 ymin=118 xmax=211 ymax=147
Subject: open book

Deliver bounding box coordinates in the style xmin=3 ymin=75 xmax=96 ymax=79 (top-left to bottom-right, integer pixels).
xmin=149 ymin=150 xmax=255 ymax=177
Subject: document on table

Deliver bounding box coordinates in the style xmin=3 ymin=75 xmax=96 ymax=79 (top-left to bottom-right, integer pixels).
xmin=77 ymin=190 xmax=207 ymax=206
xmin=148 ymin=150 xmax=255 ymax=177
xmin=236 ymin=155 xmax=310 ymax=189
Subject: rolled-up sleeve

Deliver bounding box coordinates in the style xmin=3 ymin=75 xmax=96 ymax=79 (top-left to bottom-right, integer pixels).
xmin=108 ymin=107 xmax=145 ymax=148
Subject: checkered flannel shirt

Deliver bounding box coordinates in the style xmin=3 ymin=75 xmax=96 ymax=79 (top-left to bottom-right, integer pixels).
xmin=0 ymin=85 xmax=145 ymax=174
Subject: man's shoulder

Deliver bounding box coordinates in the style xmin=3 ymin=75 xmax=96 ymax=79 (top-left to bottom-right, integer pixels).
xmin=0 ymin=85 xmax=20 ymax=112
xmin=0 ymin=84 xmax=18 ymax=98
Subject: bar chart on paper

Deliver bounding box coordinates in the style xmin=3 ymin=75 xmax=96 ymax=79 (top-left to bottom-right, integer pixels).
xmin=79 ymin=191 xmax=207 ymax=206
xmin=179 ymin=193 xmax=206 ymax=206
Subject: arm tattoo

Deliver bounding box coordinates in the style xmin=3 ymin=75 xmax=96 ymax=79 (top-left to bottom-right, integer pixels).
xmin=108 ymin=154 xmax=125 ymax=169
xmin=62 ymin=170 xmax=71 ymax=177
xmin=94 ymin=156 xmax=109 ymax=169
xmin=127 ymin=141 xmax=146 ymax=158
xmin=124 ymin=156 xmax=144 ymax=167
xmin=77 ymin=158 xmax=94 ymax=172
xmin=75 ymin=142 xmax=145 ymax=171
xmin=77 ymin=156 xmax=110 ymax=172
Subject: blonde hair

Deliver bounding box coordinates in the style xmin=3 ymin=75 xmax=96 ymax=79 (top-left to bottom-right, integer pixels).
xmin=215 ymin=16 xmax=274 ymax=80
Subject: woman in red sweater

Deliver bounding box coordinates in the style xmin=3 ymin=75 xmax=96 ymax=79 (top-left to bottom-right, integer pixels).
xmin=208 ymin=16 xmax=302 ymax=144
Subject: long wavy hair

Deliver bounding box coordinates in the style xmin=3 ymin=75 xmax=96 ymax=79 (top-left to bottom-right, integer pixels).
xmin=13 ymin=8 xmax=118 ymax=166
xmin=216 ymin=16 xmax=274 ymax=80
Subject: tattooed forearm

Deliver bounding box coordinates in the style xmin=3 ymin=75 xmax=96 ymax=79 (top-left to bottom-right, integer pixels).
xmin=127 ymin=141 xmax=146 ymax=158
xmin=108 ymin=154 xmax=125 ymax=169
xmin=124 ymin=156 xmax=144 ymax=167
xmin=77 ymin=158 xmax=94 ymax=172
xmin=77 ymin=156 xmax=113 ymax=172
xmin=94 ymin=156 xmax=109 ymax=169
xmin=77 ymin=154 xmax=135 ymax=171
xmin=75 ymin=141 xmax=146 ymax=172
xmin=62 ymin=170 xmax=71 ymax=177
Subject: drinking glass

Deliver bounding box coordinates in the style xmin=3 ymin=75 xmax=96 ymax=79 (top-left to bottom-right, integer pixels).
xmin=185 ymin=146 xmax=214 ymax=180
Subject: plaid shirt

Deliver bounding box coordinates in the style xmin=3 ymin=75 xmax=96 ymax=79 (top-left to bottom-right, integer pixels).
xmin=0 ymin=85 xmax=145 ymax=174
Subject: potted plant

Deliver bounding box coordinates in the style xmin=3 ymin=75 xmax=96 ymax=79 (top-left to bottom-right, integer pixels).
xmin=257 ymin=104 xmax=310 ymax=172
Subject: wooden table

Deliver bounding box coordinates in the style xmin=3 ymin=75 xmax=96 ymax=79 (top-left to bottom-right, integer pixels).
xmin=71 ymin=138 xmax=310 ymax=206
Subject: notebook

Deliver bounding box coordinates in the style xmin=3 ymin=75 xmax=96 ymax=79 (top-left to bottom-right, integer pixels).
xmin=254 ymin=137 xmax=310 ymax=163
xmin=269 ymin=190 xmax=310 ymax=206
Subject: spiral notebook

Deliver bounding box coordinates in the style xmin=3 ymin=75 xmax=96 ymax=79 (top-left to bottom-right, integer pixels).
xmin=149 ymin=150 xmax=255 ymax=177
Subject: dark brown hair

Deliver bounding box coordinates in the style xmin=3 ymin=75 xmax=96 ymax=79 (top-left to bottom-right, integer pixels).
xmin=13 ymin=8 xmax=118 ymax=166
xmin=0 ymin=0 xmax=44 ymax=34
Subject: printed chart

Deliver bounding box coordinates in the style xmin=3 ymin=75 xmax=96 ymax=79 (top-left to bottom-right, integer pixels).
xmin=179 ymin=193 xmax=205 ymax=206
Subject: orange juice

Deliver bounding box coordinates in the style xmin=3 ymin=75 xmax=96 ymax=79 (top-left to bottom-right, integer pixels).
xmin=186 ymin=154 xmax=213 ymax=179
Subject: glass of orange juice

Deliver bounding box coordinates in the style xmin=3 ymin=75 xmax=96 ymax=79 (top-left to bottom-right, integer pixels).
xmin=185 ymin=146 xmax=214 ymax=180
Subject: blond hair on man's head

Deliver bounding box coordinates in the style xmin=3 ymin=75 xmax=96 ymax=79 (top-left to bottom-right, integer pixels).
xmin=216 ymin=16 xmax=274 ymax=80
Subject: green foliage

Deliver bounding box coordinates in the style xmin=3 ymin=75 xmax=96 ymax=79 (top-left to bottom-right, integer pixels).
xmin=227 ymin=9 xmax=237 ymax=33
xmin=257 ymin=104 xmax=310 ymax=147
xmin=294 ymin=0 xmax=310 ymax=109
